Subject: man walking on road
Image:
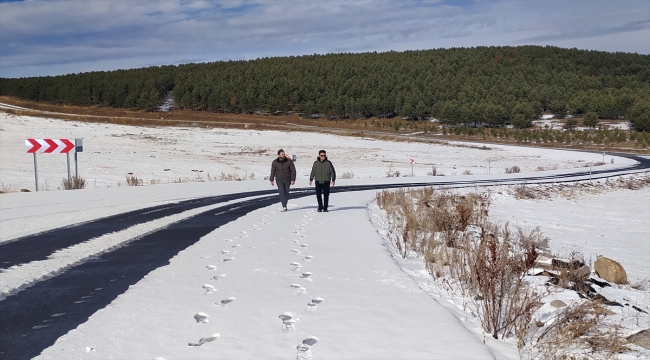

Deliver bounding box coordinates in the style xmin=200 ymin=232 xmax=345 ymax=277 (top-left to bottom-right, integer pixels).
xmin=270 ymin=149 xmax=296 ymax=212
xmin=309 ymin=149 xmax=336 ymax=212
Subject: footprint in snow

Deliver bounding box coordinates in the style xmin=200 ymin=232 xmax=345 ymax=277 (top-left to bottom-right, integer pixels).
xmin=291 ymin=249 xmax=301 ymax=254
xmin=299 ymin=235 xmax=307 ymax=239
xmin=304 ymin=255 xmax=313 ymax=262
xmin=279 ymin=312 xmax=300 ymax=333
xmin=232 ymin=244 xmax=241 ymax=248
xmin=300 ymin=244 xmax=308 ymax=248
xmin=188 ymin=333 xmax=220 ymax=347
xmin=300 ymin=272 xmax=312 ymax=281
xmin=213 ymin=274 xmax=226 ymax=281
xmin=222 ymin=257 xmax=235 ymax=262
xmin=290 ymin=262 xmax=302 ymax=271
xmin=217 ymin=297 xmax=236 ymax=306
xmin=202 ymin=284 xmax=216 ymax=294
xmin=206 ymin=265 xmax=217 ymax=271
xmin=194 ymin=312 xmax=209 ymax=323
xmin=292 ymin=239 xmax=300 ymax=243
xmin=221 ymin=250 xmax=234 ymax=255
xmin=306 ymin=297 xmax=324 ymax=312
xmin=225 ymin=239 xmax=233 ymax=243
xmin=290 ymin=284 xmax=307 ymax=296
xmin=240 ymin=231 xmax=247 ymax=234
xmin=296 ymin=336 xmax=319 ymax=360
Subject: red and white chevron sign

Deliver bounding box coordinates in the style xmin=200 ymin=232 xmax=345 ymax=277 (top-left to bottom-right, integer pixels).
xmin=25 ymin=138 xmax=75 ymax=154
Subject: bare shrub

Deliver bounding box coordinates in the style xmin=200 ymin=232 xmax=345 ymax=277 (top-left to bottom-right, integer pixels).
xmin=0 ymin=183 xmax=14 ymax=194
xmin=61 ymin=176 xmax=87 ymax=190
xmin=536 ymin=166 xmax=546 ymax=171
xmin=126 ymin=175 xmax=143 ymax=186
xmin=427 ymin=166 xmax=438 ymax=176
xmin=514 ymin=182 xmax=536 ymax=199
xmin=218 ymin=172 xmax=242 ymax=181
xmin=377 ymin=187 xmax=549 ymax=348
xmin=385 ymin=165 xmax=400 ymax=177
xmin=535 ymin=301 xmax=629 ymax=359
xmin=505 ymin=165 xmax=521 ymax=174
xmin=462 ymin=170 xmax=473 ymax=175
xmin=515 ymin=226 xmax=550 ymax=252
xmin=465 ymin=223 xmax=545 ymax=341
xmin=340 ymin=171 xmax=355 ymax=179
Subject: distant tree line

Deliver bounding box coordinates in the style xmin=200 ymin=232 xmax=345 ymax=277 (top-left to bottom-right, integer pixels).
xmin=1 ymin=46 xmax=649 ymax=131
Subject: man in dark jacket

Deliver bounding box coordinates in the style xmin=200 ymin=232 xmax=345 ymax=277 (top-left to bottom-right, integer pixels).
xmin=270 ymin=149 xmax=296 ymax=212
xmin=309 ymin=149 xmax=336 ymax=212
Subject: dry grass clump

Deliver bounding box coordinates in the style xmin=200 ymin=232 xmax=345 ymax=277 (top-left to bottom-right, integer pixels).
xmin=506 ymin=165 xmax=522 ymax=174
xmin=0 ymin=183 xmax=14 ymax=194
xmin=125 ymin=174 xmax=143 ymax=186
xmin=385 ymin=165 xmax=401 ymax=177
xmin=536 ymin=164 xmax=559 ymax=171
xmin=535 ymin=301 xmax=629 ymax=359
xmin=427 ymin=166 xmax=440 ymax=176
xmin=340 ymin=171 xmax=355 ymax=179
xmin=462 ymin=170 xmax=473 ymax=175
xmin=61 ymin=176 xmax=87 ymax=190
xmin=514 ymin=182 xmax=537 ymax=199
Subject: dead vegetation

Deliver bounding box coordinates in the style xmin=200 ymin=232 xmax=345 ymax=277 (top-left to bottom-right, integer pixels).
xmin=508 ymin=172 xmax=650 ymax=200
xmin=0 ymin=183 xmax=14 ymax=194
xmin=340 ymin=171 xmax=355 ymax=179
xmin=535 ymin=301 xmax=629 ymax=359
xmin=61 ymin=176 xmax=87 ymax=190
xmin=375 ymin=186 xmax=640 ymax=358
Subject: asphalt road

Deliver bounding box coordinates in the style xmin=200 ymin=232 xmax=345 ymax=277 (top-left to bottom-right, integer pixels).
xmin=1 ymin=153 xmax=648 ymax=359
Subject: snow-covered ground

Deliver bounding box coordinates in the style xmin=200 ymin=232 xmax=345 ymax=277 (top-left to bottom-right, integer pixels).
xmin=0 ymin=112 xmax=631 ymax=192
xmin=1 ymin=113 xmax=648 ymax=359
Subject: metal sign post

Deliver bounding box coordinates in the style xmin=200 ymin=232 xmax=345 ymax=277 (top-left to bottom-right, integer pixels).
xmin=602 ymin=152 xmax=605 ymax=164
xmin=487 ymin=159 xmax=492 ymax=174
xmin=66 ymin=153 xmax=71 ymax=189
xmin=410 ymin=158 xmax=415 ymax=176
xmin=33 ymin=153 xmax=39 ymax=191
xmin=588 ymin=162 xmax=593 ymax=182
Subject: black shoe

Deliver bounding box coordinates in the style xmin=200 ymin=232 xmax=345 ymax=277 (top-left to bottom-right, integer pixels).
xmin=323 ymin=209 xmax=329 ymax=212
xmin=317 ymin=208 xmax=323 ymax=212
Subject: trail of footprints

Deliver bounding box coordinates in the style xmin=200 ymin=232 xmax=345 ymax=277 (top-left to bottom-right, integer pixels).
xmin=283 ymin=211 xmax=323 ymax=359
xmin=189 ymin=208 xmax=322 ymax=359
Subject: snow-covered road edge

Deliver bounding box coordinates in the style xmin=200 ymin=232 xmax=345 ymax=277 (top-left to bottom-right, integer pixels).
xmin=0 ymin=195 xmax=269 ymax=300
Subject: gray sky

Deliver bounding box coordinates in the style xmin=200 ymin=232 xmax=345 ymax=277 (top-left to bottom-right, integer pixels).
xmin=0 ymin=0 xmax=648 ymax=78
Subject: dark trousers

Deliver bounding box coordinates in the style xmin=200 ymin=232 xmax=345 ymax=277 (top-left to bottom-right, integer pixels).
xmin=276 ymin=179 xmax=291 ymax=208
xmin=315 ymin=181 xmax=331 ymax=210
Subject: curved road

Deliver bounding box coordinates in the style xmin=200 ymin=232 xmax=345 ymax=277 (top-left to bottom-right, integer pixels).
xmin=1 ymin=153 xmax=648 ymax=359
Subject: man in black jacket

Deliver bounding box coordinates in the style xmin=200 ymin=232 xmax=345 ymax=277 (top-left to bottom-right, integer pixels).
xmin=309 ymin=149 xmax=336 ymax=212
xmin=270 ymin=149 xmax=296 ymax=212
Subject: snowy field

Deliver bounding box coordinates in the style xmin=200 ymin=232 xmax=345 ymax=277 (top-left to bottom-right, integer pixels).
xmin=0 ymin=112 xmax=630 ymax=191
xmin=1 ymin=112 xmax=649 ymax=359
